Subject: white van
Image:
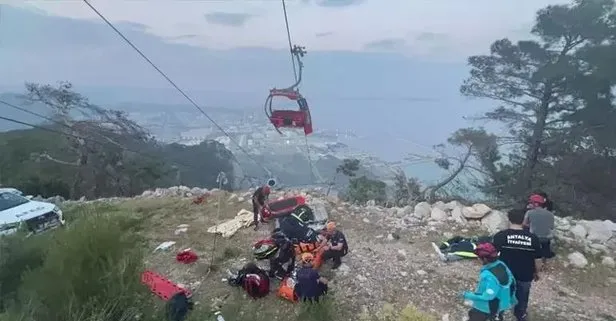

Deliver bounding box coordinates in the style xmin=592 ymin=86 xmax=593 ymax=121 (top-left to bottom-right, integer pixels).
xmin=0 ymin=188 xmax=66 ymax=235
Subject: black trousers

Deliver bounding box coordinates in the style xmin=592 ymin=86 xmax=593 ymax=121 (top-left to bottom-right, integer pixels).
xmin=252 ymin=201 xmax=263 ymax=225
xmin=269 ymin=251 xmax=295 ymax=277
xmin=296 ymin=283 xmax=328 ymax=303
xmin=322 ymin=249 xmax=346 ymax=265
xmin=467 ymin=309 xmax=503 ymax=321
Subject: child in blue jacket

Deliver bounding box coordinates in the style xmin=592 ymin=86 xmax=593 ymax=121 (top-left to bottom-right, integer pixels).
xmin=462 ymin=242 xmax=517 ymax=321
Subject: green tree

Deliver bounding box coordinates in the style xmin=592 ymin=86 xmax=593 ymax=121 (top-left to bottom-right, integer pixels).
xmin=424 ymin=128 xmax=501 ymax=201
xmin=0 ymin=82 xmax=236 ymax=198
xmin=335 ymin=158 xmax=387 ymax=204
xmin=392 ymin=169 xmax=422 ymax=206
xmin=346 ymin=176 xmax=387 ymax=205
xmin=460 ymin=0 xmax=616 ymax=208
xmin=336 ymin=158 xmax=360 ymax=177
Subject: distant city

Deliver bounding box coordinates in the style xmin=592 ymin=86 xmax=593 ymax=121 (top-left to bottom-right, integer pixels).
xmin=124 ymin=106 xmax=411 ymax=188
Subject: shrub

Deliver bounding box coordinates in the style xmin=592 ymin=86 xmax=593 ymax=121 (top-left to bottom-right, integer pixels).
xmin=1 ymin=206 xmax=157 ymax=321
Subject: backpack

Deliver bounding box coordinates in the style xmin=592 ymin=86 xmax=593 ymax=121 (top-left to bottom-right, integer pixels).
xmin=165 ymin=292 xmax=194 ymax=321
xmin=242 ymin=273 xmax=270 ymax=299
xmin=486 ymin=262 xmax=515 ymax=316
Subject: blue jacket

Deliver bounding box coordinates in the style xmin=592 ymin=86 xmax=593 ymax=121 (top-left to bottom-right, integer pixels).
xmin=463 ymin=260 xmax=517 ymax=315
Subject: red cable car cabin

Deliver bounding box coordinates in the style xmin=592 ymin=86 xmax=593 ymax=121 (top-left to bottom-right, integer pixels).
xmin=264 ymin=88 xmax=313 ymax=136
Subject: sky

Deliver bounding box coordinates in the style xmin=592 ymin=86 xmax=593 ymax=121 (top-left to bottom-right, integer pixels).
xmin=5 ymin=0 xmax=568 ymax=60
xmin=0 ymin=0 xmax=571 ymax=177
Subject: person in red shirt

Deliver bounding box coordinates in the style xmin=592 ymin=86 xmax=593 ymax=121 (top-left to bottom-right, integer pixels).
xmin=252 ymin=185 xmax=271 ymax=230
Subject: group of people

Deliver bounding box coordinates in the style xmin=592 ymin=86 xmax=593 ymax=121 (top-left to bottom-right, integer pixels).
xmin=248 ymin=184 xmax=558 ymax=319
xmin=230 ymin=185 xmax=349 ymax=302
xmin=462 ymin=193 xmax=555 ymax=321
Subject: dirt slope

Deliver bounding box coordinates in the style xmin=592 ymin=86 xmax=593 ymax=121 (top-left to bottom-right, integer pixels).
xmin=94 ymin=189 xmax=616 ymax=321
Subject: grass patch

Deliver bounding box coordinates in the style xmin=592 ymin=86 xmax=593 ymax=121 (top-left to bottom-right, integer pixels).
xmin=0 ymin=203 xmax=164 ymax=321
xmin=358 ymin=303 xmax=436 ymax=321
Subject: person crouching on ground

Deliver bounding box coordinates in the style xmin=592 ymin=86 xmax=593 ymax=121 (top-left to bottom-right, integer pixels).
xmin=294 ymin=253 xmax=329 ymax=302
xmin=321 ymin=221 xmax=348 ymax=269
xmin=462 ymin=243 xmax=516 ymax=321
xmin=252 ymin=185 xmax=271 ymax=230
xmin=523 ymin=193 xmax=555 ymax=267
xmin=269 ymin=230 xmax=296 ymax=280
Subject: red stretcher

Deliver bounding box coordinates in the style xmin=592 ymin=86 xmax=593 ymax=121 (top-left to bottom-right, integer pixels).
xmin=141 ymin=270 xmax=192 ymax=301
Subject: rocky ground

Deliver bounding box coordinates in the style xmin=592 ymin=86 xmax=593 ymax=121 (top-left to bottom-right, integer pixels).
xmin=60 ymin=186 xmax=616 ymax=321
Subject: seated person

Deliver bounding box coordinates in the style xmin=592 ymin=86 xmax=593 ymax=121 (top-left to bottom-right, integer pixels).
xmin=321 ymin=221 xmax=348 ymax=269
xmin=294 ymin=253 xmax=329 ymax=302
xmin=431 ymin=235 xmax=493 ymax=262
xmin=227 ymin=262 xmax=270 ymax=299
xmin=269 ymin=230 xmax=296 ymax=279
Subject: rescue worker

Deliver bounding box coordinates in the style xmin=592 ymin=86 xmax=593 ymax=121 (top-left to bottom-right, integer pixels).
xmin=252 ymin=185 xmax=271 ymax=230
xmin=462 ymin=243 xmax=516 ymax=321
xmin=294 ymin=253 xmax=329 ymax=302
xmin=268 ymin=230 xmax=295 ymax=279
xmin=321 ymin=221 xmax=348 ymax=269
xmin=523 ymin=193 xmax=555 ymax=265
xmin=493 ymin=209 xmax=543 ymax=321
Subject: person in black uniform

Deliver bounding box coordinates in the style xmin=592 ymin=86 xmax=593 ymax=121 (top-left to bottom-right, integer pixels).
xmin=268 ymin=230 xmax=296 ymax=279
xmin=252 ymin=185 xmax=271 ymax=230
xmin=321 ymin=221 xmax=348 ymax=269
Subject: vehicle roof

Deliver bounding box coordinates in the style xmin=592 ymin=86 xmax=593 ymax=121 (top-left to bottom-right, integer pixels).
xmin=0 ymin=188 xmax=22 ymax=194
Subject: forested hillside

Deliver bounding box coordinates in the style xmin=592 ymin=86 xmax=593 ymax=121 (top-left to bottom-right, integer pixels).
xmin=0 ymin=82 xmax=235 ymax=199
xmin=412 ymin=0 xmax=616 ymax=220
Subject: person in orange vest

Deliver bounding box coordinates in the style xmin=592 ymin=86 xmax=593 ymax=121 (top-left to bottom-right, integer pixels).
xmin=321 ymin=221 xmax=348 ymax=269
xmin=294 ymin=253 xmax=329 ymax=302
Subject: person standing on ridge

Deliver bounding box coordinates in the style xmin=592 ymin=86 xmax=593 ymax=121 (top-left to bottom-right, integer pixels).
xmin=493 ymin=209 xmax=542 ymax=321
xmin=252 ymin=185 xmax=271 ymax=230
xmin=523 ymin=194 xmax=555 ymax=266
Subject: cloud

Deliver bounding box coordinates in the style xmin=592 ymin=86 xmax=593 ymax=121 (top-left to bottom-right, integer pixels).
xmin=167 ymin=34 xmax=199 ymax=40
xmin=315 ymin=31 xmax=334 ymax=37
xmin=363 ymin=38 xmax=406 ymax=51
xmin=204 ymin=12 xmax=254 ymax=27
xmin=414 ymin=32 xmax=449 ymax=43
xmin=315 ymin=0 xmax=364 ymax=8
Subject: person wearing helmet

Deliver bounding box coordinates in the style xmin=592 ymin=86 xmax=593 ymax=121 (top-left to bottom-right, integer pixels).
xmin=227 ymin=262 xmax=270 ymax=299
xmin=294 ymin=253 xmax=329 ymax=302
xmin=493 ymin=209 xmax=543 ymax=321
xmin=462 ymin=242 xmax=516 ymax=321
xmin=268 ymin=229 xmax=296 ymax=280
xmin=321 ymin=221 xmax=348 ymax=269
xmin=252 ymin=185 xmax=271 ymax=230
xmin=523 ymin=193 xmax=555 ymax=265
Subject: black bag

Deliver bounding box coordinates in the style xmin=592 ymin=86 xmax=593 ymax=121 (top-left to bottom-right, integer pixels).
xmin=166 ymin=292 xmax=194 ymax=321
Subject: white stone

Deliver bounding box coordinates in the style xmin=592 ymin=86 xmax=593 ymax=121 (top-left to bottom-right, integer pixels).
xmin=450 ymin=206 xmax=467 ymax=224
xmin=481 ymin=210 xmax=509 ymax=233
xmin=567 ymin=251 xmax=588 ymax=268
xmin=601 ymin=256 xmax=615 ymax=268
xmin=462 ymin=203 xmax=491 ymax=219
xmin=430 ymin=207 xmax=448 ymax=221
xmin=580 ymin=220 xmax=613 ymax=243
xmin=413 ymin=202 xmax=432 ymax=219
xmin=569 ymin=224 xmax=587 ymax=240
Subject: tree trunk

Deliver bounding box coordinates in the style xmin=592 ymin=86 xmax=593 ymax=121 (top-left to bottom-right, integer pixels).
xmin=428 ymin=146 xmax=473 ymax=200
xmin=520 ymin=84 xmax=552 ymax=193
